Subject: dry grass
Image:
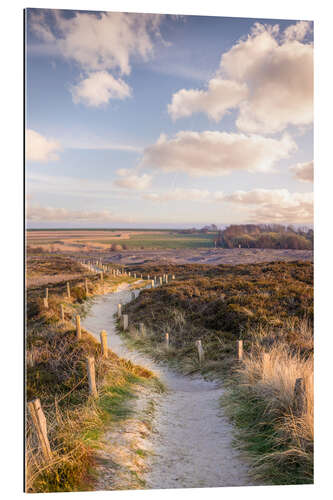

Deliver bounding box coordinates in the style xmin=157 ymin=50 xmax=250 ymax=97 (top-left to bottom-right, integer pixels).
xmin=222 ymin=321 xmax=313 ymax=484
xmin=25 ymin=257 xmax=155 ymax=492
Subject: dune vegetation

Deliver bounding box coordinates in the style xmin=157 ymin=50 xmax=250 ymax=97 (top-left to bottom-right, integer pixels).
xmin=25 ymin=256 xmax=158 ymax=493
xmin=121 ymin=260 xmax=313 ymax=484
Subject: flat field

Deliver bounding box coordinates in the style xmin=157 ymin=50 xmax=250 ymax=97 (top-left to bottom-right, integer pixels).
xmin=27 ymin=229 xmax=216 ymax=252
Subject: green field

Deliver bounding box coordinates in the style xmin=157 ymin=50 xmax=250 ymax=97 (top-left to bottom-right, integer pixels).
xmin=96 ymin=232 xmax=217 ymax=249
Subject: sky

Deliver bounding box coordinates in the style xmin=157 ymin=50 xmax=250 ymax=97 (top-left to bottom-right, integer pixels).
xmin=25 ymin=9 xmax=313 ymax=229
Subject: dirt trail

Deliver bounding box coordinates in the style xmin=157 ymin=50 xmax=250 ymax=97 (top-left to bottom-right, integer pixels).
xmin=82 ymin=288 xmax=252 ymax=490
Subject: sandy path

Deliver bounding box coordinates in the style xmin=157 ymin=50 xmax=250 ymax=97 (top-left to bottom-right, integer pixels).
xmin=82 ymin=288 xmax=252 ymax=490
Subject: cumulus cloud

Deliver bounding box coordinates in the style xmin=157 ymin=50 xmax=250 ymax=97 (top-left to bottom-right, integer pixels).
xmin=114 ymin=169 xmax=152 ymax=190
xmin=168 ymin=78 xmax=248 ymax=121
xmin=168 ymin=21 xmax=313 ymax=133
xmin=27 ymin=204 xmax=117 ymax=222
xmin=143 ymin=188 xmax=211 ymax=202
xmin=141 ymin=131 xmax=296 ymax=176
xmin=71 ymin=71 xmax=131 ymax=107
xmin=221 ymin=188 xmax=313 ymax=223
xmin=26 ymin=129 xmax=61 ymax=162
xmin=30 ymin=10 xmax=163 ymax=106
xmin=290 ymin=160 xmax=313 ymax=183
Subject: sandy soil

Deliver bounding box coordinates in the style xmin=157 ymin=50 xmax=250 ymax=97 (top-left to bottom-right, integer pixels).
xmin=82 ymin=288 xmax=252 ymax=490
xmin=77 ymin=248 xmax=313 ymax=267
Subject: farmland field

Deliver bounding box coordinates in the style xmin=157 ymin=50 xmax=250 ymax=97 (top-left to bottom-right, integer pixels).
xmin=27 ymin=229 xmax=217 ymax=251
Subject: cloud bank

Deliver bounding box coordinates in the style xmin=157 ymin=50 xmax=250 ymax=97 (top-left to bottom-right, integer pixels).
xmin=168 ymin=21 xmax=313 ymax=134
xmin=141 ymin=131 xmax=296 ymax=176
xmin=30 ymin=11 xmax=164 ymax=107
xmin=222 ymin=188 xmax=313 ymax=223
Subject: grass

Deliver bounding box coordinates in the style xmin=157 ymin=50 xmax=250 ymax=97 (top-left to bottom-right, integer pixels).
xmin=120 ymin=260 xmax=313 ymax=484
xmin=25 ymin=257 xmax=158 ymax=493
xmin=95 ymin=232 xmax=216 ymax=249
xmin=221 ymin=331 xmax=313 ymax=484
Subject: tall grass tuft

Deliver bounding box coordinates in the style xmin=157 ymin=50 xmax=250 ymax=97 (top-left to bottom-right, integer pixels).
xmin=223 ymin=321 xmax=313 ymax=484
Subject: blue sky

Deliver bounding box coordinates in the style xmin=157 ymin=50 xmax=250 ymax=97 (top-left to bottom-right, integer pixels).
xmin=25 ymin=9 xmax=313 ymax=228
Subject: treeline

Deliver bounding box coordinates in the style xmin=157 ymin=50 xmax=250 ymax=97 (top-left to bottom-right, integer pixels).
xmin=216 ymin=224 xmax=313 ymax=250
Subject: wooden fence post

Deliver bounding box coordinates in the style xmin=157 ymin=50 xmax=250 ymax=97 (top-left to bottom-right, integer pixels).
xmin=60 ymin=304 xmax=65 ymax=323
xmin=151 ymin=280 xmax=155 ymax=288
xmin=86 ymin=356 xmax=98 ymax=398
xmin=45 ymin=288 xmax=48 ymax=299
xmin=122 ymin=314 xmax=128 ymax=330
xmin=293 ymin=378 xmax=307 ymax=417
xmin=66 ymin=282 xmax=70 ymax=299
xmin=43 ymin=297 xmax=48 ymax=309
xmin=117 ymin=303 xmax=122 ymax=318
xmin=165 ymin=275 xmax=168 ymax=283
xmin=147 ymin=274 xmax=150 ymax=280
xmin=139 ymin=323 xmax=145 ymax=336
xmin=84 ymin=278 xmax=89 ymax=296
xmin=237 ymin=340 xmax=243 ymax=361
xmin=159 ymin=277 xmax=163 ymax=286
xmin=165 ymin=332 xmax=169 ymax=350
xmin=27 ymin=398 xmax=52 ymax=462
xmin=100 ymin=330 xmax=108 ymax=358
xmin=195 ymin=339 xmax=205 ymax=365
xmin=76 ymin=315 xmax=81 ymax=340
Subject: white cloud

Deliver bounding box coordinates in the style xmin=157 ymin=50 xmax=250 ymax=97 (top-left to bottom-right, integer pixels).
xmin=290 ymin=160 xmax=313 ymax=183
xmin=30 ymin=11 xmax=163 ymax=106
xmin=141 ymin=130 xmax=296 ymax=176
xmin=168 ymin=78 xmax=248 ymax=121
xmin=221 ymin=188 xmax=313 ymax=223
xmin=71 ymin=71 xmax=131 ymax=107
xmin=283 ymin=20 xmax=312 ymax=42
xmin=168 ymin=21 xmax=313 ymax=134
xmin=143 ymin=188 xmax=211 ymax=202
xmin=114 ymin=169 xmax=152 ymax=190
xmin=26 ymin=129 xmax=61 ymax=162
xmin=27 ymin=204 xmax=117 ymax=222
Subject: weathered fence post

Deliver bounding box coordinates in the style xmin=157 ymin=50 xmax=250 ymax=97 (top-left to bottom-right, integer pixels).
xmin=122 ymin=314 xmax=128 ymax=331
xmin=117 ymin=303 xmax=122 ymax=318
xmin=195 ymin=339 xmax=205 ymax=365
xmin=151 ymin=280 xmax=155 ymax=288
xmin=66 ymin=281 xmax=71 ymax=299
xmin=85 ymin=278 xmax=89 ymax=296
xmin=165 ymin=332 xmax=169 ymax=350
xmin=147 ymin=274 xmax=150 ymax=280
xmin=293 ymin=378 xmax=307 ymax=416
xmin=86 ymin=356 xmax=98 ymax=398
xmin=27 ymin=398 xmax=53 ymax=462
xmin=45 ymin=288 xmax=48 ymax=299
xmin=60 ymin=304 xmax=65 ymax=323
xmin=43 ymin=297 xmax=48 ymax=309
xmin=134 ymin=273 xmax=137 ymax=279
xmin=165 ymin=275 xmax=168 ymax=283
xmin=100 ymin=330 xmax=108 ymax=358
xmin=237 ymin=340 xmax=243 ymax=361
xmin=139 ymin=323 xmax=145 ymax=336
xmin=76 ymin=315 xmax=81 ymax=340
xmin=159 ymin=277 xmax=163 ymax=286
